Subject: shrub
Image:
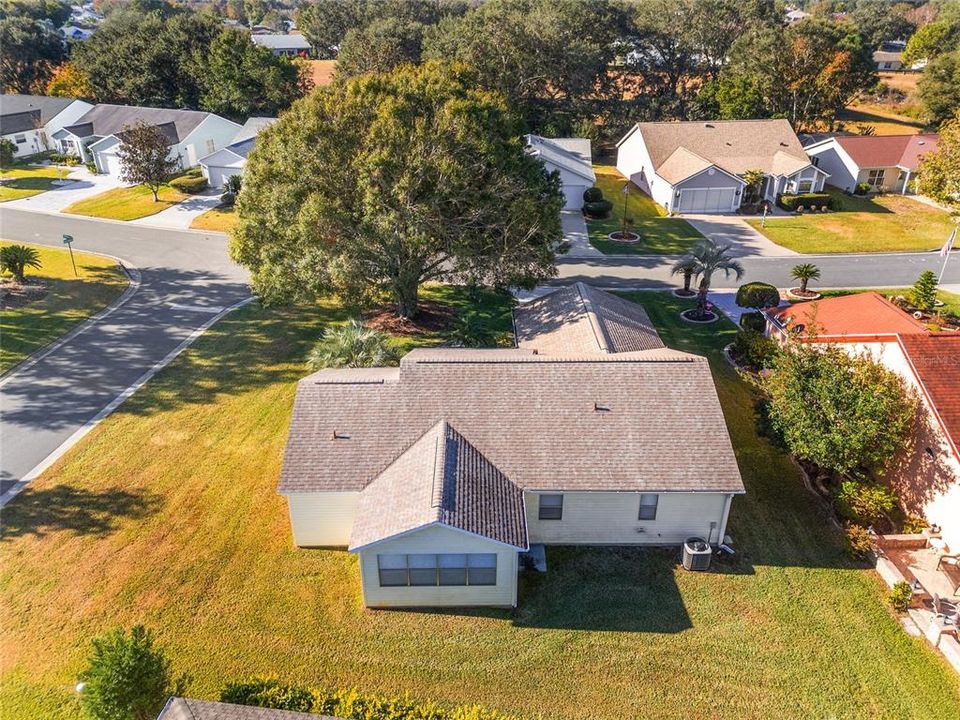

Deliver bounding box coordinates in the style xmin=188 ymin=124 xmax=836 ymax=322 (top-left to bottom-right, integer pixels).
xmin=902 ymin=515 xmax=928 ymax=534
xmin=731 ymin=329 xmax=780 ymax=369
xmin=85 ymin=161 xmax=97 ymax=174
xmin=225 ymin=174 xmax=242 ymax=194
xmin=835 ymin=479 xmax=896 ymax=526
xmin=909 ymin=270 xmax=938 ymax=313
xmin=308 ymin=319 xmax=398 ymax=369
xmin=0 ymin=138 xmax=13 ymax=168
xmin=843 ymin=523 xmax=873 ymax=559
xmin=0 ymin=244 xmax=42 ymax=283
xmin=583 ymin=199 xmax=613 ymax=218
xmin=185 ymin=166 xmax=203 ymax=177
xmin=220 ymin=191 xmax=236 ymax=206
xmin=739 ymin=311 xmax=767 ymax=333
xmin=888 ymin=581 xmax=913 ymax=613
xmin=778 ymin=193 xmax=835 ymax=211
xmin=854 ymin=182 xmax=871 ymax=195
xmin=582 ymin=186 xmax=603 ymax=203
xmin=735 ymin=282 xmax=780 ymax=310
xmin=221 ymin=679 xmax=524 ymax=720
xmin=169 ymin=175 xmax=209 ymax=194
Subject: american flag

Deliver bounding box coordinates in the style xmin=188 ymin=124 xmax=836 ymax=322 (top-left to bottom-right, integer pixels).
xmin=941 ymin=227 xmax=957 ymax=257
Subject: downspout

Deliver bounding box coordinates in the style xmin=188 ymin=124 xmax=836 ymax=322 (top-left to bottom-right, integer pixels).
xmin=717 ymin=493 xmax=734 ymax=544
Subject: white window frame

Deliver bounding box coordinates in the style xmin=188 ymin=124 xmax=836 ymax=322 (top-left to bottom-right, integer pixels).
xmin=638 ymin=493 xmax=659 ymax=521
xmin=867 ymin=169 xmax=884 ymax=187
xmin=538 ymin=494 xmax=563 ymax=520
xmin=376 ymin=553 xmax=497 ymax=587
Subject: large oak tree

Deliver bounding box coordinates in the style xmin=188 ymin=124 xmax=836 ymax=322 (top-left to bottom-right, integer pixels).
xmin=231 ymin=62 xmax=564 ymax=319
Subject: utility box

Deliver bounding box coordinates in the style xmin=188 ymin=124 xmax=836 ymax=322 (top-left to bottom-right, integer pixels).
xmin=682 ymin=537 xmax=712 ymax=571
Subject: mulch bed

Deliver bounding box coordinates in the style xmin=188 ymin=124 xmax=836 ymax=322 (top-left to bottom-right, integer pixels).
xmin=362 ymin=299 xmax=456 ymax=336
xmin=679 ymin=308 xmax=718 ymax=324
xmin=1 ymin=281 xmax=47 ymax=310
xmin=786 ymin=287 xmax=821 ymax=301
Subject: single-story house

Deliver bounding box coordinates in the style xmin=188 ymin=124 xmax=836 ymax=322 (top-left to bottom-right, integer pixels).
xmin=60 ymin=25 xmax=93 ymax=41
xmin=616 ymin=119 xmax=828 ymax=214
xmin=873 ymin=50 xmax=904 ymax=71
xmin=158 ymin=697 xmax=345 ymax=720
xmin=198 ymin=116 xmax=277 ymax=188
xmin=785 ymin=7 xmax=811 ymax=24
xmin=279 ymin=283 xmax=744 ymax=608
xmin=767 ymin=292 xmax=960 ymax=553
xmin=525 ymin=134 xmax=596 ymax=210
xmin=250 ymin=33 xmax=312 ymax=56
xmin=52 ymin=104 xmax=240 ymax=176
xmin=0 ymin=94 xmax=93 ymax=158
xmin=804 ymin=133 xmax=939 ymax=194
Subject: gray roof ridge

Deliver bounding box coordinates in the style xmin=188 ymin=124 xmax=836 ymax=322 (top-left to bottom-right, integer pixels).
xmin=428 ymin=419 xmax=447 ymax=510
xmin=575 ymin=282 xmax=613 ymax=354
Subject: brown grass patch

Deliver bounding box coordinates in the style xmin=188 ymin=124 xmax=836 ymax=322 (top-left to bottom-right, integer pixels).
xmin=1 ymin=281 xmax=48 ymax=310
xmin=363 ymin=299 xmax=456 ymax=336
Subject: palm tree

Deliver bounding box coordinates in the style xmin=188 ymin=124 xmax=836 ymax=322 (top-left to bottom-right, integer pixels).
xmin=670 ymin=256 xmax=698 ymax=295
xmin=677 ymin=239 xmax=744 ymax=317
xmin=308 ymin=320 xmax=399 ymax=369
xmin=0 ymin=244 xmax=42 ymax=284
xmin=790 ymin=263 xmax=821 ymax=294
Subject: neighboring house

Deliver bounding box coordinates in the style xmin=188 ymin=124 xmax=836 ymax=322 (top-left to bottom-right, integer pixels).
xmin=525 ymin=134 xmax=596 ymax=210
xmin=767 ymin=292 xmax=960 ymax=553
xmin=199 ymin=116 xmax=277 ymax=188
xmin=873 ymin=50 xmax=904 ymax=71
xmin=251 ymin=33 xmax=312 ymax=56
xmin=279 ymin=283 xmax=744 ymax=608
xmin=52 ymin=104 xmax=240 ymax=176
xmin=0 ymin=95 xmax=93 ymax=159
xmin=158 ymin=697 xmax=345 ymax=720
xmin=60 ymin=25 xmax=93 ymax=41
xmin=804 ymin=133 xmax=939 ymax=194
xmin=785 ymin=7 xmax=810 ymax=24
xmin=616 ymin=119 xmax=828 ymax=214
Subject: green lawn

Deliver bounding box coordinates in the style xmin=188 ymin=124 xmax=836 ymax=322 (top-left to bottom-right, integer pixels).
xmin=190 ymin=204 xmax=237 ymax=233
xmin=746 ymin=187 xmax=957 ymax=254
xmin=0 ymin=240 xmax=129 ymax=373
xmin=2 ymin=289 xmax=958 ymax=719
xmin=0 ymin=166 xmax=62 ymax=202
xmin=63 ymin=182 xmax=190 ymax=221
xmin=588 ymin=165 xmax=704 ymax=255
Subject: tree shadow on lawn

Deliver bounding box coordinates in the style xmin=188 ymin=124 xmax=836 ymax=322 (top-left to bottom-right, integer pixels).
xmin=0 ymin=483 xmax=162 ymax=541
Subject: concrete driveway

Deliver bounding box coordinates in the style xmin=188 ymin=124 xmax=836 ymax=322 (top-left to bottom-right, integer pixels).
xmin=130 ymin=190 xmax=223 ymax=229
xmin=561 ymin=210 xmax=602 ymax=258
xmin=683 ymin=214 xmax=799 ymax=258
xmin=0 ymin=207 xmax=250 ymax=504
xmin=4 ymin=168 xmax=127 ymax=213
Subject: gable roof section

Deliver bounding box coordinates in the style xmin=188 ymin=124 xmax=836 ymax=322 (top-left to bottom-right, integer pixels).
xmin=0 ymin=94 xmax=76 ymax=133
xmin=232 ymin=116 xmax=277 ymax=143
xmin=158 ymin=697 xmax=343 ymax=720
xmin=899 ymin=335 xmax=960 ymax=458
xmin=833 ymin=134 xmax=939 ymax=171
xmin=348 ymin=420 xmax=528 ymax=551
xmin=525 ymin=134 xmax=596 ymax=183
xmin=62 ymin=104 xmax=215 ymax=143
xmin=279 ymin=345 xmax=744 ymax=496
xmin=251 ymin=33 xmax=311 ymax=50
xmin=625 ymin=119 xmax=812 ymax=183
xmin=770 ymin=292 xmax=930 ymax=340
xmin=514 ymin=282 xmax=664 ymax=355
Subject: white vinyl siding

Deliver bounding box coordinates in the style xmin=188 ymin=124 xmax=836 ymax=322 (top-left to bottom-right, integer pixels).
xmin=525 ymin=491 xmax=733 ymax=545
xmin=357 ymin=524 xmax=518 ymax=608
xmin=285 ymin=491 xmax=361 ymax=547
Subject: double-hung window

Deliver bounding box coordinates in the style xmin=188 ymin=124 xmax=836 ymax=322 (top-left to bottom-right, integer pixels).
xmin=376 ymin=553 xmax=497 ymax=587
xmin=538 ymin=494 xmax=563 ymax=520
xmin=638 ymin=493 xmax=659 ymax=520
xmin=867 ymin=169 xmax=884 ymax=187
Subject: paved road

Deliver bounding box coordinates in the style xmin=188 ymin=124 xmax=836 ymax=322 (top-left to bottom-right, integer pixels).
xmin=554 ymin=249 xmax=960 ymax=289
xmin=0 ymin=207 xmax=250 ymax=500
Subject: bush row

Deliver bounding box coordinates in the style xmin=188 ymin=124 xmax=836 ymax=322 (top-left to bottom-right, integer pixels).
xmin=221 ymin=679 xmax=525 ymax=720
xmin=169 ymin=174 xmax=208 ymax=193
xmin=777 ymin=192 xmax=835 ymax=212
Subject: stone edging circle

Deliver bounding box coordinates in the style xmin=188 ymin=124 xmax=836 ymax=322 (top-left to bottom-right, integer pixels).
xmin=607 ymin=231 xmax=640 ymax=244
xmin=671 ymin=289 xmax=698 ymax=299
xmin=786 ymin=288 xmax=821 ymax=301
xmin=679 ymin=308 xmax=719 ymax=324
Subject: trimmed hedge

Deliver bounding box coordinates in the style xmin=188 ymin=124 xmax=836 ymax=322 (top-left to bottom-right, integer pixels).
xmin=735 ymin=282 xmax=780 ymax=310
xmin=219 ymin=191 xmax=236 ymax=206
xmin=583 ymin=199 xmax=613 ymax=218
xmin=582 ymin=186 xmax=603 ymax=203
xmin=221 ymin=679 xmax=525 ymax=720
xmin=169 ymin=175 xmax=208 ymax=193
xmin=731 ymin=329 xmax=780 ymax=369
xmin=778 ymin=192 xmax=834 ymax=211
xmin=739 ymin=311 xmax=767 ymax=333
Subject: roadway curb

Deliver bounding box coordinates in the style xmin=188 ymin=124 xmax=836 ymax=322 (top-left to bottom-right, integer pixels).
xmin=0 ymin=244 xmax=142 ymax=386
xmin=0 ymin=295 xmax=255 ymax=508
xmin=1 ymin=205 xmax=228 ymax=237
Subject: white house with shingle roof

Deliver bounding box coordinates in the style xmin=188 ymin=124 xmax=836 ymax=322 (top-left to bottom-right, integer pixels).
xmin=616 ymin=119 xmax=828 ymax=214
xmin=525 ymin=134 xmax=596 ymax=210
xmin=279 ymin=286 xmax=745 ymax=608
xmin=0 ymin=94 xmax=93 ymax=158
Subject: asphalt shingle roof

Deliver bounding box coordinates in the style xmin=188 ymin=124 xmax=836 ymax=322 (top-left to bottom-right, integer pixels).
xmin=158 ymin=697 xmax=343 ymax=720
xmin=279 ymin=344 xmax=744 ymax=496
xmin=525 ymin=134 xmax=596 ymax=182
xmin=250 ymin=33 xmax=311 ymax=50
xmin=63 ymin=103 xmax=212 ymax=142
xmin=514 ymin=283 xmax=664 ymax=355
xmin=834 ymin=134 xmax=939 ymax=171
xmin=349 ymin=420 xmax=528 ymax=551
xmin=0 ymin=94 xmax=77 ymax=134
xmin=900 ymin=334 xmax=960 ymax=457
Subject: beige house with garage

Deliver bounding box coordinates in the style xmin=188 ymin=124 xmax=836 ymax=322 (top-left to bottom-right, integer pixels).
xmin=279 ymin=284 xmax=745 ymax=608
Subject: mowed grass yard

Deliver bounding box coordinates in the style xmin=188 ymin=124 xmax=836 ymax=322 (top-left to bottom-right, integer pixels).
xmin=63 ymin=182 xmax=189 ymax=221
xmin=747 ymin=187 xmax=957 ymax=254
xmin=190 ymin=204 xmax=237 ymax=233
xmin=0 ymin=240 xmax=128 ymax=373
xmin=0 ymin=166 xmax=62 ymax=202
xmin=2 ymin=289 xmax=959 ymax=719
xmin=588 ymin=165 xmax=704 ymax=255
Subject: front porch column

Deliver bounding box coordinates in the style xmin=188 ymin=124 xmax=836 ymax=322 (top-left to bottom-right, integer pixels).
xmin=902 ymin=169 xmax=911 ymax=195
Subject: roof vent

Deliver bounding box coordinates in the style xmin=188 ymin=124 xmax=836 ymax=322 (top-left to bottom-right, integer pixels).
xmin=332 ymin=429 xmax=351 ymax=440
xmin=594 ymin=402 xmax=611 ymax=413
xmin=918 ymin=140 xmax=925 ymax=145
xmin=704 ymin=123 xmax=714 ymax=128
xmin=780 ymin=142 xmax=788 ymax=147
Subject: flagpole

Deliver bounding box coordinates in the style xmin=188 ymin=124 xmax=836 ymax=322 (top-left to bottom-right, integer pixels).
xmin=937 ymin=224 xmax=957 ymax=285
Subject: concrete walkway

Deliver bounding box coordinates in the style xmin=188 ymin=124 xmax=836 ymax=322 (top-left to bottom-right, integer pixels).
xmin=5 ymin=168 xmax=126 ymax=212
xmin=683 ymin=214 xmax=799 ymax=258
xmin=130 ymin=190 xmax=222 ymax=229
xmin=561 ymin=210 xmax=602 ymax=258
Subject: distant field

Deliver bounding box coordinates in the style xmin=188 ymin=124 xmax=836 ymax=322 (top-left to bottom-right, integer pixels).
xmin=307 ymin=59 xmax=336 ymax=87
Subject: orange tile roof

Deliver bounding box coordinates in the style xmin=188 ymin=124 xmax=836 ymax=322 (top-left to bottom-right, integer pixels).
xmin=771 ymin=292 xmax=930 ymax=340
xmin=899 ymin=334 xmax=960 ymax=456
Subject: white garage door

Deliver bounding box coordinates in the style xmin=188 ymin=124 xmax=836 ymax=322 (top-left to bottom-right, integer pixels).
xmin=563 ymin=184 xmax=587 ymax=210
xmin=677 ymin=187 xmax=737 ymax=213
xmin=204 ymin=165 xmax=235 ymax=189
xmin=98 ymin=152 xmax=123 ymax=177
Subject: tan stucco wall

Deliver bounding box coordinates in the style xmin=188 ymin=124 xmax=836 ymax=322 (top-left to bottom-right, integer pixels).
xmin=524 ymin=491 xmax=733 ymax=545
xmin=356 ymin=524 xmax=519 ymax=608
